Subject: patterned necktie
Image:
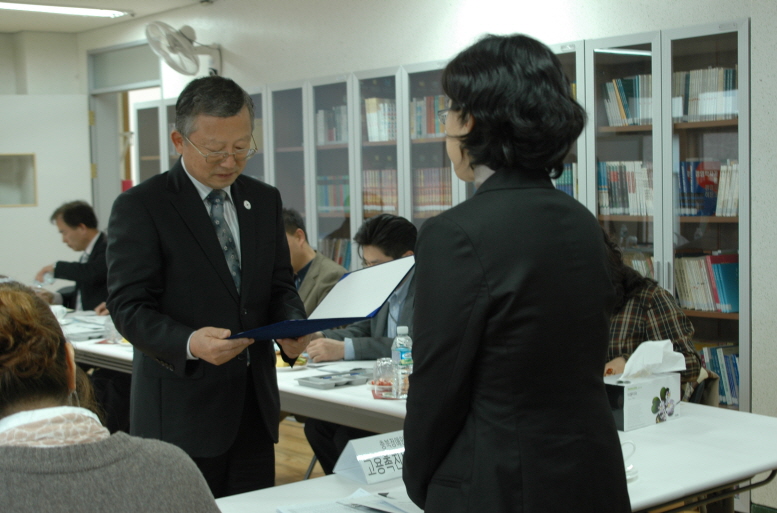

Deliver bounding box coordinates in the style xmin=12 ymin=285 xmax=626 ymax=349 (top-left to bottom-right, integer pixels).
xmin=206 ymin=189 xmax=241 ymax=291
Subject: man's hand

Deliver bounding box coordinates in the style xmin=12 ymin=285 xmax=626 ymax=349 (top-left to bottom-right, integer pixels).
xmin=604 ymin=356 xmax=627 ymax=376
xmin=189 ymin=327 xmax=254 ymax=366
xmin=306 ymin=337 xmax=346 ymax=363
xmin=94 ymin=302 xmax=109 ymax=316
xmin=34 ymin=288 xmax=55 ymax=304
xmin=276 ymin=334 xmax=313 ymax=360
xmin=35 ymin=265 xmax=54 ymax=283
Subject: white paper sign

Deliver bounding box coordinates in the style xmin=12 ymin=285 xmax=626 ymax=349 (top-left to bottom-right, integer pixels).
xmin=333 ymin=430 xmax=405 ymax=484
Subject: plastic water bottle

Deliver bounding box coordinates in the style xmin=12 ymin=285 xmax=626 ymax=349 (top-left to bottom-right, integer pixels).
xmin=391 ymin=326 xmax=413 ymax=399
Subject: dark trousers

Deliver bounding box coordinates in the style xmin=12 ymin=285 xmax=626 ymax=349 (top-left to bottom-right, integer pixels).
xmin=91 ymin=369 xmax=132 ymax=433
xmin=192 ymin=371 xmax=275 ymax=498
xmin=303 ymin=418 xmax=374 ymax=475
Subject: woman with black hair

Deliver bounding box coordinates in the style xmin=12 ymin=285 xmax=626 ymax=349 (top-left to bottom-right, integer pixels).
xmin=403 ymin=34 xmax=632 ymax=512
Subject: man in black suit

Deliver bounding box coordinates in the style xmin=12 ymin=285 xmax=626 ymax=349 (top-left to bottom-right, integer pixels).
xmin=35 ymin=200 xmax=108 ymax=313
xmin=106 ymin=76 xmax=309 ymax=498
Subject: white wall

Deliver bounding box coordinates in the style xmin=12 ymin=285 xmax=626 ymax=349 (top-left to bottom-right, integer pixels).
xmin=11 ymin=32 xmax=79 ymax=94
xmin=4 ymin=0 xmax=777 ymax=506
xmin=0 ymin=95 xmax=91 ymax=287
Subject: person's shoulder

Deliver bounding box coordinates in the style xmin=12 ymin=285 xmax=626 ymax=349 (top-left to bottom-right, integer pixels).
xmin=316 ymin=251 xmax=347 ymax=274
xmin=111 ymin=432 xmax=192 ymax=462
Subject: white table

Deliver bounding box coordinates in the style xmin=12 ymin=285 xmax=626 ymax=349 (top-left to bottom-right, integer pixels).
xmin=216 ymin=402 xmax=777 ymax=513
xmin=277 ymin=361 xmax=405 ymax=433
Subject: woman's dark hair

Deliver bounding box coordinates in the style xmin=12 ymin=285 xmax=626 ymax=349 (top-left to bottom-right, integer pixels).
xmin=354 ymin=214 xmax=417 ymax=261
xmin=0 ymin=282 xmax=100 ymax=420
xmin=603 ymin=229 xmax=656 ymax=312
xmin=442 ymin=33 xmax=586 ymax=178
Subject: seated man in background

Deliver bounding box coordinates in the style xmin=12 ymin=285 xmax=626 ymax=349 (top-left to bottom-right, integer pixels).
xmin=283 ymin=207 xmax=347 ymax=315
xmin=35 ymin=200 xmax=130 ymax=433
xmin=603 ymin=229 xmax=702 ymax=398
xmin=304 ymin=213 xmax=416 ymax=475
xmin=35 ymin=200 xmax=109 ymax=314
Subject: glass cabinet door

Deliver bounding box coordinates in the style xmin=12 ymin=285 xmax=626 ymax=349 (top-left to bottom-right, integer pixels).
xmin=271 ymin=87 xmax=305 ymax=214
xmin=312 ymin=80 xmax=351 ymax=269
xmin=165 ymin=102 xmax=178 ymax=170
xmin=663 ymin=21 xmax=749 ymax=412
xmin=551 ymin=41 xmax=586 ymax=204
xmin=404 ymin=65 xmax=453 ymax=229
xmin=242 ymin=91 xmax=265 ymax=182
xmin=355 ymin=71 xmax=400 ymax=223
xmin=587 ymin=33 xmax=661 ymax=281
xmin=135 ymin=102 xmax=160 ymax=184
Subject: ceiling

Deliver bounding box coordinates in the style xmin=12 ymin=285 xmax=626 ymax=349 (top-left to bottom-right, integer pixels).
xmin=0 ymin=0 xmax=200 ymax=34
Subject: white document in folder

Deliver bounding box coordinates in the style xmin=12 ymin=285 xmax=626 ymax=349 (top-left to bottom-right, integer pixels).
xmin=308 ymin=255 xmax=415 ymax=320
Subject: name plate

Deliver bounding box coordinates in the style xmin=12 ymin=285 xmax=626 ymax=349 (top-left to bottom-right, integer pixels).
xmin=333 ymin=430 xmax=405 ymax=484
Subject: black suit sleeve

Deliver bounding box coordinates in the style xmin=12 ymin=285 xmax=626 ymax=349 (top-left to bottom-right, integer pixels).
xmin=54 ymin=234 xmax=107 ymax=286
xmin=402 ymin=215 xmax=488 ymax=508
xmin=106 ymin=191 xmax=195 ymax=377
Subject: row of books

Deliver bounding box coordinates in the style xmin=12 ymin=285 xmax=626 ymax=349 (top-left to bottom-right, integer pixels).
xmin=597 ymin=161 xmax=654 ymax=216
xmin=409 ymin=95 xmax=446 ymax=139
xmin=318 ymin=237 xmax=352 ymax=270
xmin=316 ymin=106 xmax=348 ymax=145
xmin=601 ymin=75 xmax=653 ymax=127
xmin=623 ymin=252 xmax=654 ymax=280
xmin=316 ymin=175 xmax=350 ymax=213
xmin=674 ymin=254 xmax=739 ymax=313
xmin=362 ymin=168 xmax=398 ymax=214
xmin=552 ymin=163 xmax=578 ymax=198
xmin=676 ymin=159 xmax=739 ymax=217
xmin=364 ymin=98 xmax=397 ymax=142
xmin=671 ymin=67 xmax=738 ymax=122
xmin=412 ymin=167 xmax=452 ymax=212
xmin=697 ymin=343 xmax=739 ymax=407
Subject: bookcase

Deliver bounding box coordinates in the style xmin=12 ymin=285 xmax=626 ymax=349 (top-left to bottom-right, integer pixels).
xmin=550 ymin=40 xmax=588 ymax=204
xmin=400 ymin=62 xmax=456 ymax=229
xmin=352 ymin=67 xmax=403 ymax=231
xmin=267 ymin=84 xmax=306 ymax=219
xmin=584 ymin=21 xmax=749 ymax=416
xmin=243 ymin=90 xmax=266 ymax=183
xmin=308 ymin=76 xmax=352 ymax=269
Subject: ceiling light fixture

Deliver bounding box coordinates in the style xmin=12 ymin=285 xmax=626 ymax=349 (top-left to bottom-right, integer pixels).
xmin=0 ymin=2 xmax=132 ymax=18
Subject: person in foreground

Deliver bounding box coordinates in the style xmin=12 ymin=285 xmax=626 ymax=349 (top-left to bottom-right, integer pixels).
xmin=106 ymin=75 xmax=309 ymax=498
xmin=0 ymin=281 xmax=219 ymax=512
xmin=402 ymin=34 xmax=632 ymax=512
xmin=603 ymin=230 xmax=702 ymax=392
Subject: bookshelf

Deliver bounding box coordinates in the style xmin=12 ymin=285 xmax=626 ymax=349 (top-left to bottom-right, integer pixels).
xmin=242 ymin=91 xmax=265 ymax=183
xmin=309 ymin=77 xmax=352 ymax=269
xmin=353 ymin=67 xmax=402 ymax=231
xmin=550 ymin=41 xmax=587 ymax=203
xmin=585 ymin=21 xmax=749 ymax=425
xmin=401 ymin=64 xmax=455 ymax=229
xmin=663 ymin=22 xmax=749 ymax=423
xmin=268 ymin=85 xmax=305 ymax=217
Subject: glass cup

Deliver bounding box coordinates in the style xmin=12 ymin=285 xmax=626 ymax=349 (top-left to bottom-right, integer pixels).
xmin=372 ymin=357 xmax=395 ymax=399
xmin=621 ymin=440 xmax=638 ymax=482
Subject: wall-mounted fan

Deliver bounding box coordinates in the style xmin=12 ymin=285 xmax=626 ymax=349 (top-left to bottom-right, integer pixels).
xmin=145 ymin=21 xmax=221 ymax=76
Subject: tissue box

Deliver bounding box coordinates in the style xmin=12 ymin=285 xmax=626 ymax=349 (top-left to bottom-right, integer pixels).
xmin=604 ymin=373 xmax=681 ymax=431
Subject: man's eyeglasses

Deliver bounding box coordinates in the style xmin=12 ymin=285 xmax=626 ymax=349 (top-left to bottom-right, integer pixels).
xmin=437 ymin=108 xmax=450 ymax=126
xmin=183 ymin=134 xmax=258 ymax=164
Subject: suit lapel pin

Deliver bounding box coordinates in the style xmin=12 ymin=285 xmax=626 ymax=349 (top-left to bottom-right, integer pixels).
xmin=244 ymin=200 xmax=251 ymax=210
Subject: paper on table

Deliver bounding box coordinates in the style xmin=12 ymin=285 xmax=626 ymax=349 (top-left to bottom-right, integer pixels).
xmin=621 ymin=340 xmax=686 ymax=380
xmin=231 ymin=256 xmax=415 ymax=341
xmin=276 ymin=488 xmax=420 ymax=513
